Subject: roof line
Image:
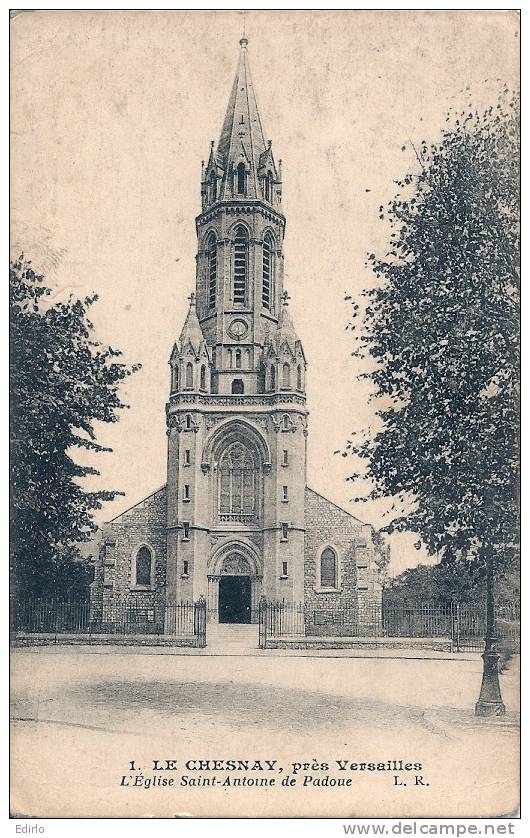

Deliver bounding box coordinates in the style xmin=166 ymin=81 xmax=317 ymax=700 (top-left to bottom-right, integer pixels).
xmin=306 ymin=486 xmax=369 ymax=527
xmin=105 ymin=485 xmax=167 ymax=524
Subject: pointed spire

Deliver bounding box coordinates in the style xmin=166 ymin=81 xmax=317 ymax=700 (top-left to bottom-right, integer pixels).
xmin=178 ymin=292 xmax=205 ymax=354
xmin=216 ymin=37 xmax=270 ymax=201
xmin=276 ymin=291 xmax=301 ymax=350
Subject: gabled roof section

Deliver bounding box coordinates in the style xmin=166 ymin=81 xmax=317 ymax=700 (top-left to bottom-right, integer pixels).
xmin=105 ymin=485 xmax=167 ymax=525
xmin=305 ymin=486 xmax=367 ymax=528
xmin=217 ymin=38 xmax=268 ymax=200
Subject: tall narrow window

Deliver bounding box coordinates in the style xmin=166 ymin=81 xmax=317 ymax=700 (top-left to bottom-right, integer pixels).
xmin=184 ymin=449 xmax=191 ymax=465
xmin=262 ymin=234 xmax=273 ymax=310
xmin=282 ymin=485 xmax=288 ymax=502
xmin=182 ymin=522 xmax=190 ymax=539
xmin=233 ymin=226 xmax=248 ymax=305
xmin=185 ymin=362 xmax=194 ymax=389
xmin=297 ymin=364 xmax=302 ymax=391
xmin=235 ymin=348 xmax=242 ymax=369
xmin=282 ymin=449 xmax=289 ymax=466
xmin=282 ymin=561 xmax=288 ymax=577
xmin=171 ymin=365 xmax=179 ymax=392
xmin=320 ymin=548 xmax=337 ymax=588
xmin=282 ymin=363 xmax=291 ymax=389
xmin=218 ymin=441 xmax=256 ymax=521
xmin=207 ymin=232 xmax=217 ymax=308
xmin=135 ymin=546 xmax=152 ymax=587
xmin=270 ymin=365 xmax=276 ymax=390
xmin=200 ymin=365 xmax=206 ymax=390
xmin=237 ymin=162 xmax=246 ymax=194
xmin=183 ymin=484 xmax=191 ymax=501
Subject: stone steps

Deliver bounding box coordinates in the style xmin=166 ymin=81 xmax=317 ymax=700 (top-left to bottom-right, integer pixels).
xmin=206 ymin=623 xmax=259 ymax=653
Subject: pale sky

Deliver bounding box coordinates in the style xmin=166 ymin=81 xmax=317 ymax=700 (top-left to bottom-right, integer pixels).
xmin=10 ymin=10 xmax=519 ymax=574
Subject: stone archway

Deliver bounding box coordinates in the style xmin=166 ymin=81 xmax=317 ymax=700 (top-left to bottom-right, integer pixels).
xmin=207 ymin=543 xmax=262 ymax=623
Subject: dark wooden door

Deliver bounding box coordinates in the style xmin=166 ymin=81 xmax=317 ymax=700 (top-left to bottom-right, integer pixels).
xmin=218 ymin=576 xmax=251 ymax=623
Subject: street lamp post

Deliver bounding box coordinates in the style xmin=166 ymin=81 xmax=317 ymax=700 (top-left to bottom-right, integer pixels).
xmin=475 ymin=555 xmax=505 ymax=716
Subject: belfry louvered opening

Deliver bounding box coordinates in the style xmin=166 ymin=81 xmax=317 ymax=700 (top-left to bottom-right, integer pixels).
xmin=262 ymin=233 xmax=273 ymax=310
xmin=233 ymin=226 xmax=248 ymax=304
xmin=207 ymin=232 xmax=217 ymax=308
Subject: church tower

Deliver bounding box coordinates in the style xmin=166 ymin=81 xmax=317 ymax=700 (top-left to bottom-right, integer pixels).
xmin=165 ymin=38 xmax=308 ymax=623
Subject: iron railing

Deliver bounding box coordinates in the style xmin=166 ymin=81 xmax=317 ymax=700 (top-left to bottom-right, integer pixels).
xmin=12 ymin=596 xmax=207 ymax=647
xmin=258 ymin=599 xmax=520 ymax=652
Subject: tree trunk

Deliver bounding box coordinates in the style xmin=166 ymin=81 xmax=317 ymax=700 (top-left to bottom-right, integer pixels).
xmin=475 ymin=555 xmax=506 ymax=716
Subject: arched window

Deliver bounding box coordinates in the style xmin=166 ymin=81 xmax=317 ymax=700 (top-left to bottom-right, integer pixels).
xmin=297 ymin=364 xmax=302 ymax=391
xmin=235 ymin=348 xmax=242 ymax=369
xmin=218 ymin=441 xmax=256 ymax=521
xmin=232 ymin=379 xmax=244 ymax=394
xmin=282 ymin=362 xmax=291 ymax=389
xmin=207 ymin=232 xmax=217 ymax=308
xmin=171 ymin=364 xmax=179 ymax=392
xmin=185 ymin=362 xmax=194 ymax=389
xmin=185 ymin=414 xmax=192 ymax=429
xmin=135 ymin=546 xmax=152 ymax=587
xmin=237 ymin=162 xmax=246 ymax=195
xmin=233 ymin=226 xmax=248 ymax=305
xmin=320 ymin=547 xmax=337 ymax=589
xmin=262 ymin=233 xmax=274 ymax=310
xmin=270 ymin=365 xmax=276 ymax=391
xmin=200 ymin=365 xmax=206 ymax=390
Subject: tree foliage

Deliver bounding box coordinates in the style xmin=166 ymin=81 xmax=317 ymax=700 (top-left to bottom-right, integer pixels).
xmin=346 ymin=89 xmax=519 ymax=573
xmin=383 ymin=561 xmax=519 ymax=606
xmin=10 ymin=257 xmax=140 ymax=599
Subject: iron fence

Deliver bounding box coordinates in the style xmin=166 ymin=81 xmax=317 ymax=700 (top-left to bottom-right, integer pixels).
xmin=12 ymin=597 xmax=207 ymax=647
xmin=258 ymin=599 xmax=520 ymax=652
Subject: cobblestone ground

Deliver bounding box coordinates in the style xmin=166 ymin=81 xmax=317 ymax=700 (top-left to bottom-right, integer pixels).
xmin=10 ymin=646 xmax=519 ymax=819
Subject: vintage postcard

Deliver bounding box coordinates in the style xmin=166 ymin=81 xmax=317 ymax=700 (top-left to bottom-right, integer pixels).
xmin=10 ymin=9 xmax=520 ymax=820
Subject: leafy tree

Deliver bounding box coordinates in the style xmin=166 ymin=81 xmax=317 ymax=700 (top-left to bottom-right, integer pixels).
xmin=346 ymin=88 xmax=519 ymax=714
xmin=10 ymin=256 xmax=140 ymax=602
xmin=384 ymin=561 xmax=519 ymax=606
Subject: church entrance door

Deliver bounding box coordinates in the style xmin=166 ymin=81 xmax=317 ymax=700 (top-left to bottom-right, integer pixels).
xmin=218 ymin=576 xmax=251 ymax=624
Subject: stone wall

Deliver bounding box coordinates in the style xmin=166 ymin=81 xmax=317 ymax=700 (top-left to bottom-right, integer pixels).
xmin=91 ymin=487 xmax=168 ymax=629
xmin=304 ymin=487 xmax=382 ymax=635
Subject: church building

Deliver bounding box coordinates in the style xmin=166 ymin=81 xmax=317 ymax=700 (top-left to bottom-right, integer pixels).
xmin=91 ymin=38 xmax=383 ymax=633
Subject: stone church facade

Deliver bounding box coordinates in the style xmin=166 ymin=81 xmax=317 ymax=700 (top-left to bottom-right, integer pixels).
xmin=91 ymin=38 xmax=384 ymax=632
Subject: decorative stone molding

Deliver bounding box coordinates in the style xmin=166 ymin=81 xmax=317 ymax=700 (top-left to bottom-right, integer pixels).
xmin=166 ymin=413 xmax=200 ymax=434
xmin=169 ymin=392 xmax=306 ymax=408
xmin=271 ymin=414 xmax=297 ymax=433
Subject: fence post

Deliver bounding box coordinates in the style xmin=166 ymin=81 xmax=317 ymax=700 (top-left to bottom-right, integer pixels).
xmin=194 ymin=596 xmax=207 ymax=648
xmin=451 ymin=602 xmax=460 ymax=653
xmin=259 ymin=596 xmax=268 ymax=649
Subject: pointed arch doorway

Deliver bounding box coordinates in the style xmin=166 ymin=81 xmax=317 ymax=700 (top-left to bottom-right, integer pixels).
xmin=208 ymin=547 xmax=262 ymax=624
